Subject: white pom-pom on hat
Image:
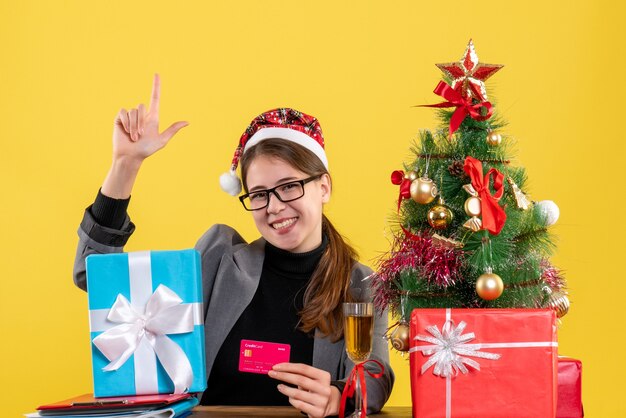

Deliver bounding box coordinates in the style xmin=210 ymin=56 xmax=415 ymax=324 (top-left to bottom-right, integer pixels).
xmin=220 ymin=169 xmax=242 ymax=196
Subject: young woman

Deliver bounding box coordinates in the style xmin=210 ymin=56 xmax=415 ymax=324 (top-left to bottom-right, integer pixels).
xmin=73 ymin=74 xmax=394 ymax=417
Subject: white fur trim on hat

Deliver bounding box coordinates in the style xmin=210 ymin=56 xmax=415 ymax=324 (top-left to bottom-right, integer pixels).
xmin=245 ymin=127 xmax=329 ymax=170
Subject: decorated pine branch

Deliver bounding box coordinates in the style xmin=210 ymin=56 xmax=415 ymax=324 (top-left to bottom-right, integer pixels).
xmin=373 ymin=40 xmax=568 ymax=352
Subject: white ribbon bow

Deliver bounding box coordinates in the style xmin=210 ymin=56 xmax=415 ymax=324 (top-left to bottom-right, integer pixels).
xmin=92 ymin=284 xmax=194 ymax=393
xmin=414 ymin=320 xmax=501 ymax=378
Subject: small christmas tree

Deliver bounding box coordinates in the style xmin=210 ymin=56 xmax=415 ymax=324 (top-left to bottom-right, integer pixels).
xmin=373 ymin=40 xmax=568 ymax=352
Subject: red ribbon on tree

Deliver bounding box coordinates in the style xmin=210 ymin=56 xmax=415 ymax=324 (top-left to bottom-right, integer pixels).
xmin=420 ymin=81 xmax=493 ymax=136
xmin=391 ymin=170 xmax=412 ymax=212
xmin=401 ymin=225 xmax=422 ymax=242
xmin=339 ymin=359 xmax=385 ymax=418
xmin=463 ymin=156 xmax=506 ymax=235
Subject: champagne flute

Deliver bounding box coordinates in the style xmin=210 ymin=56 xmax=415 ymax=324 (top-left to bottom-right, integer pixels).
xmin=343 ymin=302 xmax=374 ymax=417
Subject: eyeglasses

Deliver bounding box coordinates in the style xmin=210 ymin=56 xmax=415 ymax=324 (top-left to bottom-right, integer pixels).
xmin=239 ymin=175 xmax=322 ymax=211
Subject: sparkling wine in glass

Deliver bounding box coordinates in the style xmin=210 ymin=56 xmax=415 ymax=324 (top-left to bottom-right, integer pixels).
xmin=343 ymin=302 xmax=374 ymax=417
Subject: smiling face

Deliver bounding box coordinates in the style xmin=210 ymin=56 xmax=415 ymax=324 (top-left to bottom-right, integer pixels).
xmin=244 ymin=155 xmax=331 ymax=253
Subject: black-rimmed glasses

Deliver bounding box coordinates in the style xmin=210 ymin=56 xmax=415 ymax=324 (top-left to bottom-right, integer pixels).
xmin=239 ymin=175 xmax=322 ymax=211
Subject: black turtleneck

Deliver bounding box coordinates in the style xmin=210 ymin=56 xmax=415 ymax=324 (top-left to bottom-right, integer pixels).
xmin=201 ymin=236 xmax=327 ymax=405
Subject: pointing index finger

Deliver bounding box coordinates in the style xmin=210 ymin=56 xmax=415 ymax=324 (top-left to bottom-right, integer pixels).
xmin=149 ymin=73 xmax=160 ymax=116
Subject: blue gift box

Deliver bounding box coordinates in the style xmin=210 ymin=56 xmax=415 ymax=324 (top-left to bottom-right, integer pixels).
xmin=86 ymin=250 xmax=206 ymax=397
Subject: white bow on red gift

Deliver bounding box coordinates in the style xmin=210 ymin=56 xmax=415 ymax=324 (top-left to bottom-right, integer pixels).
xmin=413 ymin=320 xmax=501 ymax=378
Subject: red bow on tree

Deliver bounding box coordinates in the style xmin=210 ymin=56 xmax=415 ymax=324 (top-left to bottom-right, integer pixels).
xmin=463 ymin=156 xmax=506 ymax=235
xmin=420 ymin=81 xmax=493 ymax=136
xmin=391 ymin=170 xmax=412 ymax=212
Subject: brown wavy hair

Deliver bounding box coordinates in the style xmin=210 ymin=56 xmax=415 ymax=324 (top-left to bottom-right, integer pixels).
xmin=240 ymin=138 xmax=357 ymax=342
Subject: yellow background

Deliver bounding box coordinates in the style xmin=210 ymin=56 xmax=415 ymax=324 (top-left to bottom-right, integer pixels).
xmin=1 ymin=1 xmax=623 ymax=416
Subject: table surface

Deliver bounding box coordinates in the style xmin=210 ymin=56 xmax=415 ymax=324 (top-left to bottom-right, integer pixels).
xmin=191 ymin=406 xmax=412 ymax=417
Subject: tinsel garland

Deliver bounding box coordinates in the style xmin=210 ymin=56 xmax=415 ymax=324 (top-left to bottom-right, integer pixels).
xmin=372 ymin=229 xmax=465 ymax=311
xmin=540 ymin=259 xmax=566 ymax=290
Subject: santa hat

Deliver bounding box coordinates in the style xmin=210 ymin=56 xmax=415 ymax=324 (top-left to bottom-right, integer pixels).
xmin=220 ymin=108 xmax=327 ymax=196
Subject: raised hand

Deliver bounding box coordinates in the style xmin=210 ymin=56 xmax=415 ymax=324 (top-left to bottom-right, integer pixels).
xmin=102 ymin=74 xmax=188 ymax=199
xmin=112 ymin=73 xmax=188 ymax=163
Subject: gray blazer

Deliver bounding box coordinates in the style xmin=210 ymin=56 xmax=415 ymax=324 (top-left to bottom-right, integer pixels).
xmin=74 ymin=209 xmax=394 ymax=413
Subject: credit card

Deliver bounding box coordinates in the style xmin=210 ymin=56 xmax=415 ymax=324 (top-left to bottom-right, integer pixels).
xmin=238 ymin=339 xmax=291 ymax=374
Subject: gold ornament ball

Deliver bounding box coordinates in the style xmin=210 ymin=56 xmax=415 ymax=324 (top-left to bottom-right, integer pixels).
xmin=476 ymin=272 xmax=504 ymax=300
xmin=427 ymin=204 xmax=453 ymax=229
xmin=486 ymin=131 xmax=502 ymax=146
xmin=405 ymin=170 xmax=419 ymax=181
xmin=464 ymin=196 xmax=482 ymax=217
xmin=410 ymin=177 xmax=438 ymax=204
xmin=548 ymin=291 xmax=570 ymax=318
xmin=390 ymin=322 xmax=411 ymax=352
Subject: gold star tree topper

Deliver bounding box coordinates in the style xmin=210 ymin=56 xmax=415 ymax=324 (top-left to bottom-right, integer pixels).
xmin=436 ymin=39 xmax=503 ymax=102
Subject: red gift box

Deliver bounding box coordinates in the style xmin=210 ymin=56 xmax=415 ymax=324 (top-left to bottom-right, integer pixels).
xmin=557 ymin=357 xmax=583 ymax=417
xmin=410 ymin=308 xmax=558 ymax=418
